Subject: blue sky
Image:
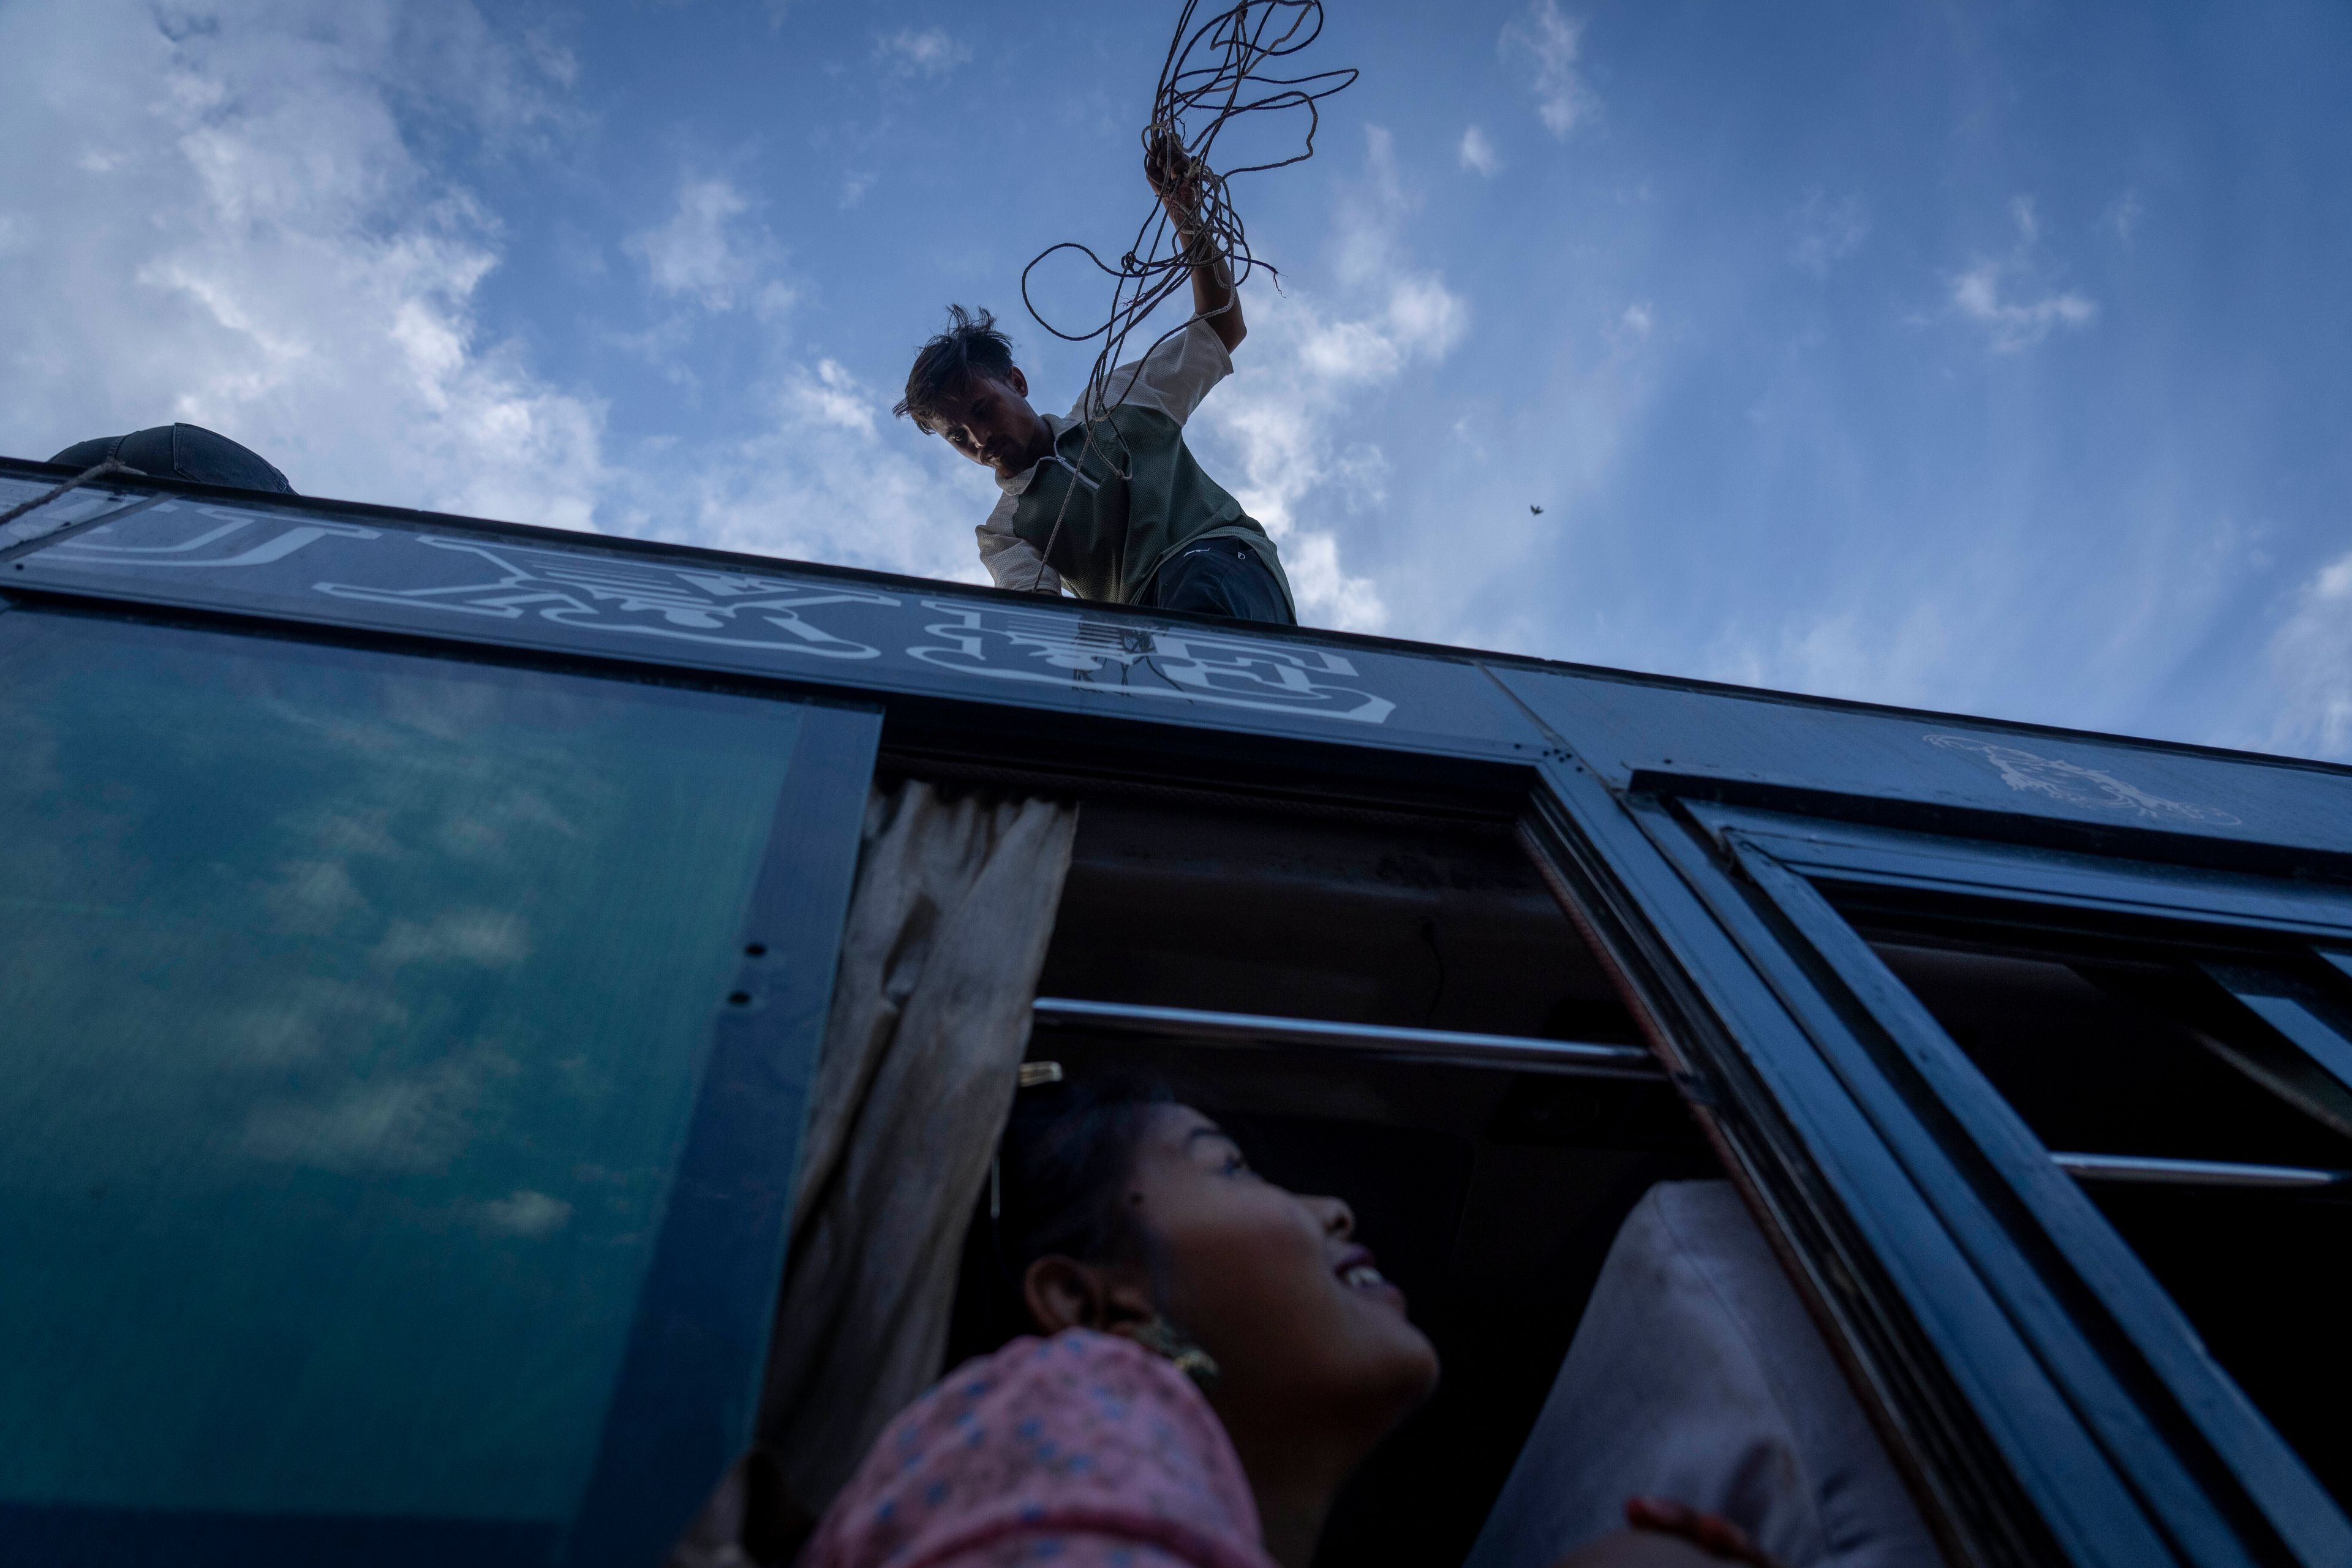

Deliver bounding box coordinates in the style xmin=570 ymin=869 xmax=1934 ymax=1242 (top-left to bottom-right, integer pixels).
xmin=4 ymin=1 xmax=2348 ymax=758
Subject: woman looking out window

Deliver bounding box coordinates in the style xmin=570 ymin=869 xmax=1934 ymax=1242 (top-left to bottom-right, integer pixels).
xmin=801 ymin=1076 xmax=1779 ymax=1568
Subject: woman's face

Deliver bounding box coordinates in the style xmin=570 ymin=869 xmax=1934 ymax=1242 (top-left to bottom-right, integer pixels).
xmin=1124 ymin=1103 xmax=1440 ymax=1441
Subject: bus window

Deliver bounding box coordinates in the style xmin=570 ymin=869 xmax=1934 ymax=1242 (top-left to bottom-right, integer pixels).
xmin=1841 ymin=921 xmax=2352 ymax=1509
xmin=0 ymin=608 xmax=862 ymax=1556
xmin=912 ymin=790 xmax=1924 ymax=1568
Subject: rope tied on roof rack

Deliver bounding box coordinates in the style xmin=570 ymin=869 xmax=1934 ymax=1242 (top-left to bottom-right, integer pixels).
xmin=0 ymin=456 xmax=145 ymax=533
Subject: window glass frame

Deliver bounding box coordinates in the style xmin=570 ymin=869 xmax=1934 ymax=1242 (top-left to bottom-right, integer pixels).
xmin=1531 ymin=769 xmax=2163 ymax=1568
xmin=1675 ymin=797 xmax=2352 ymax=1568
xmin=0 ymin=601 xmax=882 ymax=1567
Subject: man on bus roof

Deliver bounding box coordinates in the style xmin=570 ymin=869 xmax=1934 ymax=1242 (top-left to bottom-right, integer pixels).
xmin=892 ymin=135 xmax=1295 ymax=629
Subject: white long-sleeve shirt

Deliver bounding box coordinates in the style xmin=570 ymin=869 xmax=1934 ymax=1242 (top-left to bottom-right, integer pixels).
xmin=975 ymin=318 xmax=1235 ymax=594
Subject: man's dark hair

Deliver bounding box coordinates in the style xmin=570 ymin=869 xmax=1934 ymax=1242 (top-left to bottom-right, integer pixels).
xmin=895 ymin=304 xmax=1017 ymax=431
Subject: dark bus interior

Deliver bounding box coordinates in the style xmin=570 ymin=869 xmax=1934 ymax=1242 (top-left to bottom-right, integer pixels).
xmin=942 ymin=788 xmax=1724 ymax=1568
xmin=928 ymin=776 xmax=2352 ymax=1561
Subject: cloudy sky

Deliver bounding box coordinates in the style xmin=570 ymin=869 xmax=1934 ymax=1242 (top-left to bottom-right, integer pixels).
xmin=3 ymin=1 xmax=2348 ymax=759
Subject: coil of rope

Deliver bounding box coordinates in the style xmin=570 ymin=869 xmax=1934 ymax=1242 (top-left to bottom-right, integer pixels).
xmin=1017 ymin=0 xmax=1357 ymax=592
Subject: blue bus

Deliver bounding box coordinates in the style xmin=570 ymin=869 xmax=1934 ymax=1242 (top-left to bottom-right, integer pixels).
xmin=2 ymin=455 xmax=2347 ymax=1567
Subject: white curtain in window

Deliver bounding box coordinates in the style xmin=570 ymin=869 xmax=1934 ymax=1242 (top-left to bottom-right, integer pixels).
xmin=753 ymin=779 xmax=1079 ymax=1529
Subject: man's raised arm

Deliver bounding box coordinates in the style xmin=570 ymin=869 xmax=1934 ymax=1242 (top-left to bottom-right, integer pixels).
xmin=1148 ymin=132 xmax=1245 ymax=353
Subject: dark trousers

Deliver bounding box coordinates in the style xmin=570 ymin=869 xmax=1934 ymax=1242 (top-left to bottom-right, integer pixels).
xmin=1139 ymin=540 xmax=1296 ymax=627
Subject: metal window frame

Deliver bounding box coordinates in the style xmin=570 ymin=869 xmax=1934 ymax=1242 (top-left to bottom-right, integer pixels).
xmin=0 ymin=600 xmax=881 ymax=1566
xmin=1673 ymin=797 xmax=2352 ymax=1567
xmin=562 ymin=699 xmax=880 ymax=1568
xmin=1523 ymin=765 xmax=2163 ymax=1568
xmin=1027 ymin=995 xmax=1665 ymax=1078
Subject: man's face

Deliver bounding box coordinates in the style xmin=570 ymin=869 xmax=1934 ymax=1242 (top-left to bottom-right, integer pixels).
xmin=922 ymin=368 xmax=1055 ymax=482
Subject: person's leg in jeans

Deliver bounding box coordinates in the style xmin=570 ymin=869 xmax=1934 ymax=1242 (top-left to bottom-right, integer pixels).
xmin=1142 ymin=540 xmax=1296 ymax=626
xmin=49 ymin=424 xmax=295 ymax=494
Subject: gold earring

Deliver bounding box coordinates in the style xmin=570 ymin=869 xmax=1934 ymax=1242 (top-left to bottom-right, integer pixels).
xmin=1133 ymin=1314 xmax=1221 ymax=1393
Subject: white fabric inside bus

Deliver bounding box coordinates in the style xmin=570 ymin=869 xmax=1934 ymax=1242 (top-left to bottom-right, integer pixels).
xmin=1466 ymin=1181 xmax=1940 ymax=1568
xmin=752 ymin=779 xmax=1079 ymax=1529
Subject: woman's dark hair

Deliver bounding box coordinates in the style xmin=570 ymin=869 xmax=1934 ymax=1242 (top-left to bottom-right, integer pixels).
xmin=946 ymin=1071 xmax=1175 ymax=1360
xmin=894 ymin=304 xmax=1017 ymax=429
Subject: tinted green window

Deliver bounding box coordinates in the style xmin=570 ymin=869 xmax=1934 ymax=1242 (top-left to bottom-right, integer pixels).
xmin=0 ymin=611 xmax=805 ymax=1524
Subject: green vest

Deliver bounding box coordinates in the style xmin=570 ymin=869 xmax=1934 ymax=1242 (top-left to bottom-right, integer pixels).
xmin=1008 ymin=405 xmax=1295 ymax=615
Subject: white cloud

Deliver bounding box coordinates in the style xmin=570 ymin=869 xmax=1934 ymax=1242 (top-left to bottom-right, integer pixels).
xmin=241 ymin=1049 xmax=511 ymax=1172
xmin=0 ymin=0 xmax=607 ymax=529
xmin=2104 ymin=188 xmax=2144 ymax=246
xmin=222 ymin=977 xmax=409 ymax=1067
xmin=0 ymin=0 xmax=934 ymax=573
xmin=876 ymin=26 xmax=970 ymax=78
xmin=2264 ymin=549 xmax=2352 ymax=758
xmin=521 ymin=27 xmax=578 ymax=90
xmin=1790 ymin=190 xmax=1868 ymax=278
xmin=374 ymin=908 xmax=531 ymax=968
xmin=2008 ymin=194 xmax=2041 ymax=246
xmin=0 ymin=0 xmax=1436 ymax=630
xmin=1950 ymin=266 xmax=2097 ymax=352
xmin=622 ymin=355 xmax=992 ymax=587
xmin=1501 ymin=0 xmax=1597 ymax=138
xmin=1458 ymin=125 xmax=1501 ymax=177
xmin=1946 ymin=195 xmax=2097 ymax=352
xmin=262 ymin=858 xmax=368 ymax=928
xmin=476 ymin=1188 xmax=573 ymax=1237
xmin=626 ymin=176 xmax=790 ymax=317
xmin=786 ymin=358 xmax=878 ymax=435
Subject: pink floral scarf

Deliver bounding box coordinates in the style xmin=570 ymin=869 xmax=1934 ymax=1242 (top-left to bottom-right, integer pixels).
xmin=802 ymin=1330 xmax=1275 ymax=1568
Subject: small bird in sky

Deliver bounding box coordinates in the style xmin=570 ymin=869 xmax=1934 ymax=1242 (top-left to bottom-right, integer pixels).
xmin=1529 ymin=504 xmax=1545 ymax=515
